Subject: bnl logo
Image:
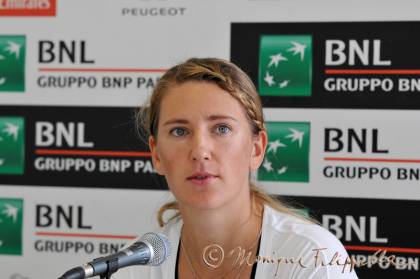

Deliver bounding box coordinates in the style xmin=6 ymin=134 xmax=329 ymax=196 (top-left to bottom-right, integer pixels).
xmin=0 ymin=35 xmax=26 ymax=92
xmin=0 ymin=117 xmax=25 ymax=175
xmin=259 ymin=35 xmax=312 ymax=97
xmin=258 ymin=122 xmax=310 ymax=182
xmin=0 ymin=198 xmax=23 ymax=255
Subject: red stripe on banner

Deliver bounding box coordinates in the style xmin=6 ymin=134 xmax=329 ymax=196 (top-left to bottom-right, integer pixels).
xmin=324 ymin=157 xmax=420 ymax=163
xmin=38 ymin=68 xmax=167 ymax=73
xmin=35 ymin=231 xmax=137 ymax=240
xmin=325 ymin=69 xmax=420 ymax=75
xmin=345 ymin=245 xmax=420 ymax=254
xmin=35 ymin=149 xmax=151 ymax=157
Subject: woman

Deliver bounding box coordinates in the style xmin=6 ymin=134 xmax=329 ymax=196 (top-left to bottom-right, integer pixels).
xmin=116 ymin=58 xmax=359 ymax=278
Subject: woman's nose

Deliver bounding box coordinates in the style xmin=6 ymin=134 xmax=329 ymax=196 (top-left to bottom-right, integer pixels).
xmin=190 ymin=132 xmax=211 ymax=161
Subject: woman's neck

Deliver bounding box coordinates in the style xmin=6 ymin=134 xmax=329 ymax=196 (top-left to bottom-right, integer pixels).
xmin=178 ymin=192 xmax=264 ymax=274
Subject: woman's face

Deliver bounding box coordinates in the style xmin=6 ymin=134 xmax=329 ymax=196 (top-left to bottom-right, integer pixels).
xmin=149 ymin=81 xmax=267 ymax=210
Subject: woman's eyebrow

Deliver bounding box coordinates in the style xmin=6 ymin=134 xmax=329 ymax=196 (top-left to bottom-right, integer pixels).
xmin=207 ymin=114 xmax=238 ymax=122
xmin=163 ymin=118 xmax=189 ymax=126
xmin=163 ymin=115 xmax=238 ymax=126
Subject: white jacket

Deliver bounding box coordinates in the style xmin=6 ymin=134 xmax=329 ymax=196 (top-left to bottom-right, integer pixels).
xmin=114 ymin=204 xmax=359 ymax=278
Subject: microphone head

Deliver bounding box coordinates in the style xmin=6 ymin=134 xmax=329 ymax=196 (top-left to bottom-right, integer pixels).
xmin=140 ymin=232 xmax=171 ymax=266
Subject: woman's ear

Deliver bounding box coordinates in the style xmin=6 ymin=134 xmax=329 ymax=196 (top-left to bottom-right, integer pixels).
xmin=250 ymin=130 xmax=268 ymax=171
xmin=149 ymin=136 xmax=165 ymax=175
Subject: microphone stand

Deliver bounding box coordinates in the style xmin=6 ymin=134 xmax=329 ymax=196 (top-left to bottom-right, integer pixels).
xmin=58 ymin=255 xmax=124 ymax=279
xmin=97 ymin=257 xmax=119 ymax=279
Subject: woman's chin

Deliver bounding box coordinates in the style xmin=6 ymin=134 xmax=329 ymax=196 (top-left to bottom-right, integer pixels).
xmin=181 ymin=194 xmax=228 ymax=211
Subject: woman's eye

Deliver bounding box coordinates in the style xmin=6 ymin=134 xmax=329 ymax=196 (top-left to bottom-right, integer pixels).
xmin=170 ymin=128 xmax=188 ymax=137
xmin=215 ymin=125 xmax=231 ymax=135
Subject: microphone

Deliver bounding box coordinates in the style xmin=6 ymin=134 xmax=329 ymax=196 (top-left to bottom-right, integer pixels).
xmin=58 ymin=232 xmax=170 ymax=279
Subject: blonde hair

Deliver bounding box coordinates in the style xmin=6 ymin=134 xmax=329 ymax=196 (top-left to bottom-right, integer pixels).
xmin=137 ymin=58 xmax=312 ymax=227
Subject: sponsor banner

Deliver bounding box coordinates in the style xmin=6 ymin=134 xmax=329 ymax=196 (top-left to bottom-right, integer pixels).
xmin=0 ymin=117 xmax=25 ymax=174
xmin=253 ymin=108 xmax=420 ymax=200
xmin=0 ymin=0 xmax=56 ymax=16
xmin=0 ymin=35 xmax=25 ymax=92
xmin=231 ymin=21 xmax=420 ymax=109
xmin=0 ymin=35 xmax=167 ymax=106
xmin=258 ymin=121 xmax=310 ymax=182
xmin=0 ymin=1 xmax=221 ymax=107
xmin=0 ymin=185 xmax=169 ymax=279
xmin=258 ymin=35 xmax=312 ymax=97
xmin=0 ymin=197 xmax=23 ymax=255
xmin=34 ymin=39 xmax=164 ymax=100
xmin=289 ymin=196 xmax=420 ymax=278
xmin=119 ymin=0 xmax=187 ymax=18
xmin=0 ymin=106 xmax=167 ymax=189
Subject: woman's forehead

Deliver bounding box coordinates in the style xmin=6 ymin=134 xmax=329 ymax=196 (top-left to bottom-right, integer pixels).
xmin=159 ymin=81 xmax=247 ymax=122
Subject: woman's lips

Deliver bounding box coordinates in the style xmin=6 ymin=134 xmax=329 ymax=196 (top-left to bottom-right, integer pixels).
xmin=187 ymin=173 xmax=217 ymax=186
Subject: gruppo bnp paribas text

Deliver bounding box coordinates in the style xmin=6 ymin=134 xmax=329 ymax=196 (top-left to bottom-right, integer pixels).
xmin=36 ymin=40 xmax=159 ymax=90
xmin=324 ymin=39 xmax=420 ymax=93
xmin=33 ymin=121 xmax=155 ymax=174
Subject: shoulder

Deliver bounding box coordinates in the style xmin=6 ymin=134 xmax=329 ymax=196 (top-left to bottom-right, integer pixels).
xmin=259 ymin=205 xmax=358 ymax=278
xmin=265 ymin=205 xmax=343 ymax=250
